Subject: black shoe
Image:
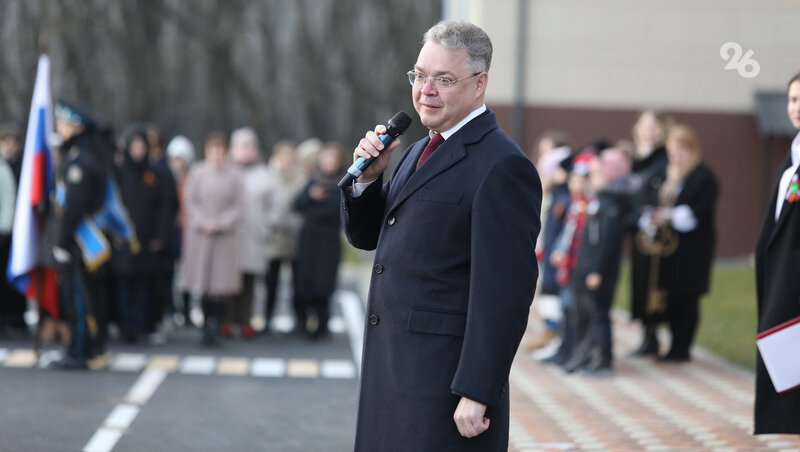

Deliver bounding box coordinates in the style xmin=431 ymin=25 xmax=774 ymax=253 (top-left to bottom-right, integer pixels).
xmin=658 ymin=350 xmax=690 ymax=362
xmin=583 ymin=349 xmax=613 ymax=375
xmin=49 ymin=356 xmax=88 ymax=370
xmin=631 ymin=331 xmax=659 ymax=356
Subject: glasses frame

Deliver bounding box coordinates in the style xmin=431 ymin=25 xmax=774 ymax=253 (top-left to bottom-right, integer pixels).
xmin=407 ymin=71 xmax=482 ymax=91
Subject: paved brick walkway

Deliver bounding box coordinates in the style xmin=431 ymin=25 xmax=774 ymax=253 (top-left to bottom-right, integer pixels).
xmin=509 ymin=312 xmax=798 ymax=451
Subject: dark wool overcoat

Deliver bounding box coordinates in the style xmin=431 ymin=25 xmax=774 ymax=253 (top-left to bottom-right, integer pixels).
xmin=657 ymin=163 xmax=718 ymax=296
xmin=755 ymin=152 xmax=800 ymax=434
xmin=341 ymin=111 xmax=542 ymax=451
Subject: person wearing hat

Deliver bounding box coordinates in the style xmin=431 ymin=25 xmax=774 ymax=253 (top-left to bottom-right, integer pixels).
xmin=563 ymin=148 xmax=633 ymax=374
xmin=166 ymin=135 xmax=196 ymax=326
xmin=545 ymin=150 xmax=595 ymax=367
xmin=50 ymin=101 xmax=107 ymax=369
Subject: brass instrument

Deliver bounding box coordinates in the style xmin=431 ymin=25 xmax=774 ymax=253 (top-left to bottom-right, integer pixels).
xmin=636 ymin=222 xmax=679 ymax=315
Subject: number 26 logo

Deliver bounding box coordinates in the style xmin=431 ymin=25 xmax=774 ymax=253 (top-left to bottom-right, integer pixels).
xmin=720 ymin=42 xmax=760 ymax=79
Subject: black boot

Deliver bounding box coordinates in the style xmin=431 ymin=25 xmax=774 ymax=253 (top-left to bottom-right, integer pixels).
xmin=583 ymin=347 xmax=613 ymax=376
xmin=660 ymin=329 xmax=692 ymax=362
xmin=201 ymin=297 xmax=219 ymax=347
xmin=631 ymin=328 xmax=659 ymax=356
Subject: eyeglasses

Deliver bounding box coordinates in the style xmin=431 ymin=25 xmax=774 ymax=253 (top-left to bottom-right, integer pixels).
xmin=407 ymin=71 xmax=481 ymax=92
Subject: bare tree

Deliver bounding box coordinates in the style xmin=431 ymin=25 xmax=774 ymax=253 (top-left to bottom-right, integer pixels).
xmin=0 ymin=0 xmax=439 ymax=153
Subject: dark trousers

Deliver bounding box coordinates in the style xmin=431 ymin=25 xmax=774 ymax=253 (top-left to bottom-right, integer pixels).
xmin=265 ymin=258 xmax=297 ymax=323
xmin=295 ymin=295 xmax=330 ymax=334
xmin=58 ymin=259 xmax=94 ymax=361
xmin=149 ymin=265 xmax=174 ymax=331
xmin=227 ymin=273 xmax=254 ymax=325
xmin=116 ymin=274 xmax=150 ymax=338
xmin=86 ymin=265 xmax=109 ymax=355
xmin=665 ymin=291 xmax=700 ymax=355
xmin=0 ymin=236 xmax=28 ymax=331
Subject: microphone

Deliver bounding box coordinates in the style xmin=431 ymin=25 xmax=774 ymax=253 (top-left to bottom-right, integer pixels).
xmin=338 ymin=111 xmax=412 ymax=188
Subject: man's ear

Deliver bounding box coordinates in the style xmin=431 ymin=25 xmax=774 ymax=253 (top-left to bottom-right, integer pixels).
xmin=475 ymin=72 xmax=488 ymax=97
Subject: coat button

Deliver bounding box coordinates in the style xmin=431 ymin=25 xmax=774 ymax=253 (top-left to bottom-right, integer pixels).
xmin=387 ymin=216 xmax=396 ymax=225
xmin=369 ymin=314 xmax=379 ymax=325
xmin=374 ymin=263 xmax=384 ymax=274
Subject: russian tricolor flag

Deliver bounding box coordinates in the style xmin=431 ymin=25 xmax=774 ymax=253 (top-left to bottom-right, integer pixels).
xmin=6 ymin=54 xmax=59 ymax=317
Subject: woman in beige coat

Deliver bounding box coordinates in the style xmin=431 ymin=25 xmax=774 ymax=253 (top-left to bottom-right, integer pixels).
xmin=180 ymin=132 xmax=244 ymax=345
xmin=264 ymin=141 xmax=307 ymax=331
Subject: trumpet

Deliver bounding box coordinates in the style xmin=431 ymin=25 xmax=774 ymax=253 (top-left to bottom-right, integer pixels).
xmin=636 ymin=209 xmax=679 ymax=315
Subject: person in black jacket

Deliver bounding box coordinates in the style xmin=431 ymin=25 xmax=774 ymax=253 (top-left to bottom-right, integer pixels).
xmin=638 ymin=124 xmax=718 ymax=361
xmin=112 ymin=129 xmax=170 ymax=343
xmin=754 ymin=72 xmax=800 ymax=436
xmin=628 ymin=110 xmax=671 ymax=356
xmin=144 ymin=124 xmax=178 ymax=344
xmin=51 ymin=101 xmax=107 ymax=369
xmin=293 ymin=142 xmax=345 ymax=340
xmin=563 ymin=148 xmax=632 ymax=374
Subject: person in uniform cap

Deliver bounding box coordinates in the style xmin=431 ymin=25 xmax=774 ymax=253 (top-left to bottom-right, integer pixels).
xmin=50 ymin=100 xmax=107 ymax=369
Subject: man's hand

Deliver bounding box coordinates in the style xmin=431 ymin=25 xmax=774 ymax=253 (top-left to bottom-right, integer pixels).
xmin=352 ymin=124 xmax=402 ymax=184
xmin=453 ymin=397 xmax=489 ymax=438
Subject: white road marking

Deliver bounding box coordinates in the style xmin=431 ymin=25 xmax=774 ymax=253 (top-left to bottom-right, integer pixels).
xmin=0 ymin=348 xmax=9 ymax=364
xmin=125 ymin=368 xmax=168 ymax=405
xmin=109 ymin=353 xmax=147 ymax=372
xmin=320 ymin=359 xmax=356 ymax=379
xmin=250 ymin=358 xmax=286 ymax=377
xmin=37 ymin=349 xmax=63 ymax=368
xmin=83 ymin=428 xmax=124 ymax=452
xmin=336 ymin=290 xmax=364 ymax=371
xmin=103 ymin=404 xmax=140 ymax=429
xmin=83 ymin=368 xmax=167 ymax=452
xmin=179 ymin=355 xmax=217 ymax=375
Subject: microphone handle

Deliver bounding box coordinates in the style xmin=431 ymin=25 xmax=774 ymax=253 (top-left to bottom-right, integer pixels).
xmin=338 ymin=132 xmax=396 ymax=188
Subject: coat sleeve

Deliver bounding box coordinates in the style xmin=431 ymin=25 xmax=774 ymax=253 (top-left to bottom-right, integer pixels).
xmin=678 ymin=166 xmax=718 ymax=227
xmin=450 ymin=153 xmax=542 ymax=408
xmin=58 ymin=160 xmax=93 ymax=249
xmin=0 ymin=162 xmax=15 ymax=235
xmin=588 ymin=197 xmax=627 ymax=276
xmin=216 ymin=175 xmax=245 ymax=232
xmin=340 ymin=174 xmax=388 ymax=251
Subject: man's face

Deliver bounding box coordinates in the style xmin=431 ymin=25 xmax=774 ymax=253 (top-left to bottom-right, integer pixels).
xmin=412 ymin=42 xmax=486 ymax=133
xmin=787 ymin=81 xmax=800 ymax=129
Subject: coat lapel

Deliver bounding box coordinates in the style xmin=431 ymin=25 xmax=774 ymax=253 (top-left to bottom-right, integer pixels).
xmin=766 ymin=156 xmax=798 ymax=247
xmin=386 ymin=110 xmax=498 ymax=215
xmin=386 ymin=139 xmax=426 ymax=208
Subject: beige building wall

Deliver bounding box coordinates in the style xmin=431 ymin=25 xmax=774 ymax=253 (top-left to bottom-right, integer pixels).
xmin=445 ymin=0 xmax=800 ymax=112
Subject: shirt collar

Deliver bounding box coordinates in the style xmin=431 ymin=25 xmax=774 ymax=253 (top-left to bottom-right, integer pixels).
xmin=431 ymin=104 xmax=487 ymax=140
xmin=792 ymin=131 xmax=800 ymax=167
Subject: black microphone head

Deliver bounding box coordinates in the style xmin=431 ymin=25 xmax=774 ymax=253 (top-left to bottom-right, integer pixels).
xmin=387 ymin=111 xmax=412 ymax=136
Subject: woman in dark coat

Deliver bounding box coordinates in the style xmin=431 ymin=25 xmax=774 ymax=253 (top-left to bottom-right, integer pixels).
xmin=639 ymin=124 xmax=718 ymax=361
xmin=112 ymin=130 xmax=170 ymax=342
xmin=293 ymin=142 xmax=344 ymax=340
xmin=629 ymin=110 xmax=670 ymax=356
xmin=754 ymin=72 xmax=800 ymax=436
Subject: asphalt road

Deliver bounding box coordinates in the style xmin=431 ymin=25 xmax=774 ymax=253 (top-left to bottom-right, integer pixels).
xmin=0 ymin=291 xmax=362 ymax=452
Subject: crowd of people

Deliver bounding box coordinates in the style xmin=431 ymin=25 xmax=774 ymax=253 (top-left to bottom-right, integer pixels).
xmin=526 ymin=110 xmax=719 ymax=375
xmin=0 ymin=101 xmax=346 ymax=369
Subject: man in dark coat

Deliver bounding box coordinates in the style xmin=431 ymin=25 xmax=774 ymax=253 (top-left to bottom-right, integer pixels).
xmin=341 ymin=20 xmax=542 ymax=451
xmin=51 ymin=101 xmax=107 ymax=369
xmin=754 ymin=73 xmax=800 ymax=435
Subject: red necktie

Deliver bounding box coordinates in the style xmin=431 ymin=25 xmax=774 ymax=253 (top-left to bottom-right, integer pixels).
xmin=416 ymin=133 xmax=444 ymax=169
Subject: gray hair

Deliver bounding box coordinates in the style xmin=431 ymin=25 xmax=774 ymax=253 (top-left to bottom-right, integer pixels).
xmin=423 ymin=20 xmax=492 ymax=73
xmin=230 ymin=127 xmax=260 ymax=149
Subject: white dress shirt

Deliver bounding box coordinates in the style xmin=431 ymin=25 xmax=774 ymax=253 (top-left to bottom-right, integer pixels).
xmin=351 ymin=105 xmax=487 ymax=197
xmin=775 ymin=132 xmax=800 ymax=220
